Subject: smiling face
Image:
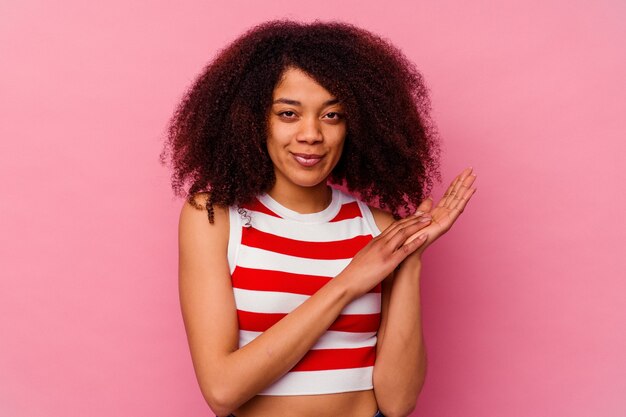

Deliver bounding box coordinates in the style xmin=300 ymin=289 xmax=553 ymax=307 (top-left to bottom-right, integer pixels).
xmin=266 ymin=66 xmax=347 ymax=196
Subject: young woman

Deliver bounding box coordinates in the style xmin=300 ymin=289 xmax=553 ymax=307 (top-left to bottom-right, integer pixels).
xmin=161 ymin=20 xmax=477 ymax=417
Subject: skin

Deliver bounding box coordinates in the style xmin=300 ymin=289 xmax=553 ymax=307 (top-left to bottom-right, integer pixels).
xmin=265 ymin=66 xmax=347 ymax=214
xmin=178 ymin=66 xmax=477 ymax=417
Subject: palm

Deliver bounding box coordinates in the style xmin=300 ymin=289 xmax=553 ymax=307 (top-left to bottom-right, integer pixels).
xmin=410 ymin=167 xmax=477 ymax=251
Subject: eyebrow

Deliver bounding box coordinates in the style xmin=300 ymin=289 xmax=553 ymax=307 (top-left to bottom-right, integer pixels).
xmin=272 ymin=98 xmax=341 ymax=106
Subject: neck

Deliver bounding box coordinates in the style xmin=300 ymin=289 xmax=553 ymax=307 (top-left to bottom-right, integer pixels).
xmin=267 ymin=180 xmax=332 ymax=214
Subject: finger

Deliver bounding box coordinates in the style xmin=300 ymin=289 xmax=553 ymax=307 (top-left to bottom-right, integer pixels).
xmin=438 ymin=168 xmax=468 ymax=208
xmin=449 ymin=174 xmax=477 ymax=211
xmin=385 ymin=220 xmax=431 ymax=251
xmin=377 ymin=216 xmax=409 ymax=238
xmin=381 ymin=215 xmax=431 ymax=244
xmin=395 ymin=232 xmax=428 ymax=260
xmin=437 ymin=175 xmax=460 ymax=209
xmin=404 ymin=227 xmax=431 ymax=245
xmin=440 ymin=167 xmax=473 ymax=209
xmin=379 ymin=211 xmax=431 ymax=239
xmin=451 ymin=186 xmax=477 ymax=215
xmin=460 ymin=166 xmax=474 ymax=177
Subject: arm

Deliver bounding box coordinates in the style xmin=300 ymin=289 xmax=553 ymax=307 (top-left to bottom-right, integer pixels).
xmin=371 ymin=209 xmax=427 ymax=417
xmin=372 ymin=234 xmax=427 ymax=417
xmin=178 ymin=194 xmax=431 ymax=416
xmin=372 ymin=167 xmax=478 ymax=417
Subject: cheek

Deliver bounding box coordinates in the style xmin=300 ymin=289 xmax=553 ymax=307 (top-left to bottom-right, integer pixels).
xmin=265 ymin=141 xmax=281 ymax=166
xmin=331 ymin=132 xmax=346 ymax=156
xmin=267 ymin=125 xmax=292 ymax=148
xmin=333 ymin=143 xmax=345 ymax=164
xmin=266 ymin=139 xmax=287 ymax=164
xmin=265 ymin=137 xmax=289 ymax=169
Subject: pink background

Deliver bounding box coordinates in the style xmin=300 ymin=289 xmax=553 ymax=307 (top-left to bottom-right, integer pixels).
xmin=1 ymin=1 xmax=625 ymax=416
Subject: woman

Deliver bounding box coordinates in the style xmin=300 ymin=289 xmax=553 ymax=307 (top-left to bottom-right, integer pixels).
xmin=161 ymin=20 xmax=477 ymax=417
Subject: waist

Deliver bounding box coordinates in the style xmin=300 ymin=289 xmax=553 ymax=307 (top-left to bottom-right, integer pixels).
xmin=228 ymin=412 xmax=384 ymax=417
xmin=228 ymin=389 xmax=382 ymax=417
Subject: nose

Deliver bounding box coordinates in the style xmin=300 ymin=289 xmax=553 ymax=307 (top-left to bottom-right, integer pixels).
xmin=296 ymin=117 xmax=323 ymax=144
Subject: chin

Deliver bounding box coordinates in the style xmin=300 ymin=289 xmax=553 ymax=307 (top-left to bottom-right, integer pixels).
xmin=292 ymin=177 xmax=328 ymax=188
xmin=279 ymin=170 xmax=328 ymax=188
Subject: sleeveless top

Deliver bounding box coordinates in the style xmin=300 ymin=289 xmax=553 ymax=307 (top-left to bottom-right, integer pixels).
xmin=227 ymin=187 xmax=383 ymax=395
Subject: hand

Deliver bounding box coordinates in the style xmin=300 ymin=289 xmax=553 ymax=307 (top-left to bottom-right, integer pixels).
xmin=405 ymin=166 xmax=478 ymax=254
xmin=340 ymin=214 xmax=432 ymax=295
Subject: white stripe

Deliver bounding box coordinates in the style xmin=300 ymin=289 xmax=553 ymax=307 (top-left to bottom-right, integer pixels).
xmin=259 ymin=367 xmax=374 ymax=395
xmin=239 ymin=330 xmax=377 ymax=350
xmin=237 ymin=245 xmax=351 ymax=277
xmin=234 ymin=288 xmax=381 ymax=315
xmin=248 ymin=210 xmax=369 ymax=242
xmin=356 ymin=200 xmax=382 ymax=237
xmin=227 ymin=206 xmax=243 ymax=275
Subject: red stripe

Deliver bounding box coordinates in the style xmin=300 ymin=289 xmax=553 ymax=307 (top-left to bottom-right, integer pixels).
xmin=330 ymin=201 xmax=362 ymax=222
xmin=240 ymin=198 xmax=281 ymax=218
xmin=237 ymin=310 xmax=381 ymax=333
xmin=242 ymin=227 xmax=372 ymax=260
xmin=291 ymin=346 xmax=376 ymax=371
xmin=328 ymin=313 xmax=381 ymax=333
xmin=232 ymin=266 xmax=381 ymax=295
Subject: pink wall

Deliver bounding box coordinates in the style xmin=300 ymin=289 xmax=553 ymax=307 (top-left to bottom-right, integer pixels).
xmin=1 ymin=1 xmax=625 ymax=416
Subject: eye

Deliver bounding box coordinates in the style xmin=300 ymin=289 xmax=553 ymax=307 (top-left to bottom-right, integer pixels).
xmin=324 ymin=112 xmax=344 ymax=121
xmin=278 ymin=111 xmax=297 ymax=118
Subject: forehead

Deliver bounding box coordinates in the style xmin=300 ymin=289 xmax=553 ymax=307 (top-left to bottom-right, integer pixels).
xmin=272 ymin=67 xmax=336 ymax=102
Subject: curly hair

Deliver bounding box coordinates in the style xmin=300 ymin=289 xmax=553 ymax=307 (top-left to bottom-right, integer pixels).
xmin=160 ymin=19 xmax=441 ymax=223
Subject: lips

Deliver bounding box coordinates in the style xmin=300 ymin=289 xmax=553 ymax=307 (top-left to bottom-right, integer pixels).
xmin=291 ymin=153 xmax=324 ymax=167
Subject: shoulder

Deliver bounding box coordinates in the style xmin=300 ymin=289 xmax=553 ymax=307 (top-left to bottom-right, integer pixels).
xmin=367 ymin=205 xmax=394 ymax=234
xmin=178 ymin=193 xmax=230 ymax=248
xmin=336 ymin=188 xmax=395 ymax=234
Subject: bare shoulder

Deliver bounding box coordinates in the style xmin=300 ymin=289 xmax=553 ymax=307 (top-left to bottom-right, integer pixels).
xmin=367 ymin=205 xmax=395 ymax=234
xmin=179 ymin=193 xmax=230 ymax=242
xmin=178 ymin=193 xmax=232 ymax=271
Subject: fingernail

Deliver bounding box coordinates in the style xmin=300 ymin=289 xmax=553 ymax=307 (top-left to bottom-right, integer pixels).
xmin=419 ymin=217 xmax=431 ymax=222
xmin=413 ymin=210 xmax=424 ymax=216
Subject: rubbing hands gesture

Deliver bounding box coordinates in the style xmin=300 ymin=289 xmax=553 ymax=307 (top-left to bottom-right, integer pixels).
xmin=406 ymin=166 xmax=478 ymax=252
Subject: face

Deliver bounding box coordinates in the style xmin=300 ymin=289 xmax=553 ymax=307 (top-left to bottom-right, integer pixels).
xmin=266 ymin=67 xmax=346 ymax=193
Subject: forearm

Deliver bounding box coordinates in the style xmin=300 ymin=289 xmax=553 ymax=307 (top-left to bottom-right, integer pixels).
xmin=204 ymin=273 xmax=357 ymax=414
xmin=373 ymin=258 xmax=427 ymax=417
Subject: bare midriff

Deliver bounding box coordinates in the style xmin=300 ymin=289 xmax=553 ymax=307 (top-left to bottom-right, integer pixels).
xmin=231 ymin=389 xmax=378 ymax=417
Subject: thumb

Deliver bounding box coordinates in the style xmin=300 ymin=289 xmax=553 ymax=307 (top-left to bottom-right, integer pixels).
xmin=415 ymin=196 xmax=433 ymax=214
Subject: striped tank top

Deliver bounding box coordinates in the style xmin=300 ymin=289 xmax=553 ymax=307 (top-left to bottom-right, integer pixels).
xmin=226 ymin=186 xmax=383 ymax=395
